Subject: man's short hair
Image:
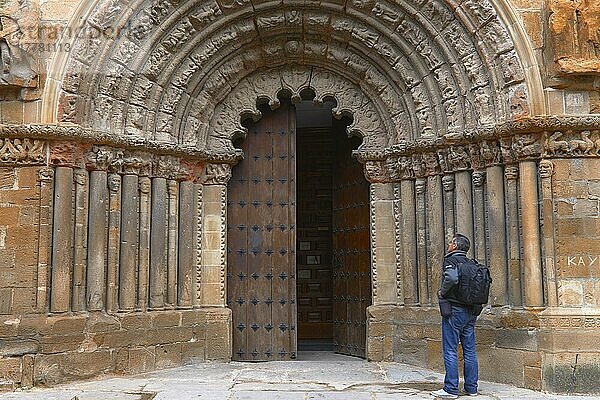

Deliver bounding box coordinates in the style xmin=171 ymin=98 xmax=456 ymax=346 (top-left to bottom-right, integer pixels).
xmin=453 ymin=234 xmax=470 ymax=252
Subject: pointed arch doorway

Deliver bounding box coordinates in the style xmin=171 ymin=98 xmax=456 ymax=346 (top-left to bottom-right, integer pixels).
xmin=227 ymin=98 xmax=371 ymax=362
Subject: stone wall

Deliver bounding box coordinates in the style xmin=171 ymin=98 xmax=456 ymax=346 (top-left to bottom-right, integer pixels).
xmin=0 ymin=165 xmax=41 ymax=315
xmin=0 ymin=130 xmax=236 ymax=390
xmin=0 ymin=308 xmax=231 ymax=389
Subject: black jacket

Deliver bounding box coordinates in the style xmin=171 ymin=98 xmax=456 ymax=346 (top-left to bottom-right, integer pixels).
xmin=439 ymin=250 xmax=469 ymax=306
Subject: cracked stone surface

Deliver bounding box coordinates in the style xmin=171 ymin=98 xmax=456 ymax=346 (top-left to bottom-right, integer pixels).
xmin=0 ymin=352 xmax=592 ymax=400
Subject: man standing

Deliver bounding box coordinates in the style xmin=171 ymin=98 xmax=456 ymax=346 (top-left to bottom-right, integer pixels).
xmin=431 ymin=234 xmax=479 ymax=399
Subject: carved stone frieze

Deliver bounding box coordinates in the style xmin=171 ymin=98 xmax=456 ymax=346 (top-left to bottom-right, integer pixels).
xmin=0 ymin=138 xmax=46 ymax=165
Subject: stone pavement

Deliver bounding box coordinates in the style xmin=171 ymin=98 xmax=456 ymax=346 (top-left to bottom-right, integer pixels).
xmin=0 ymin=352 xmax=595 ymax=400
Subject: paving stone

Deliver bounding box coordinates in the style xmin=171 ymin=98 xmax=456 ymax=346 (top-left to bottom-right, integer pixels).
xmin=0 ymin=352 xmax=594 ymax=400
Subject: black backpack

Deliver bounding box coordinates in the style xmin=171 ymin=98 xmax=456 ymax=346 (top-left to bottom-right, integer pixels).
xmin=456 ymin=259 xmax=492 ymax=305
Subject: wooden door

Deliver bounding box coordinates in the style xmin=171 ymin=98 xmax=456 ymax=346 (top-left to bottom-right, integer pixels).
xmin=227 ymin=103 xmax=297 ymax=361
xmin=332 ymin=132 xmax=371 ymax=358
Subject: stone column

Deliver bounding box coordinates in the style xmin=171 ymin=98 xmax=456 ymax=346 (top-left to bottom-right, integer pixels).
xmin=194 ymin=183 xmax=203 ymax=308
xmin=520 ymin=161 xmax=544 ymax=308
xmin=119 ymin=173 xmax=139 ymax=311
xmin=36 ymin=168 xmax=54 ymax=312
xmin=400 ymin=179 xmax=418 ymax=305
xmin=472 ymin=171 xmax=486 ymax=262
xmin=178 ymin=181 xmax=198 ymax=308
xmin=87 ymin=170 xmax=108 ymax=311
xmin=50 ymin=166 xmax=73 ymax=313
xmin=455 ymin=170 xmax=474 ymax=258
xmin=72 ymin=169 xmax=89 ymax=312
xmin=539 ymin=160 xmax=558 ymax=307
xmin=167 ymin=179 xmax=179 ymax=307
xmin=426 ymin=175 xmax=444 ymax=305
xmin=138 ymin=176 xmax=152 ymax=310
xmin=150 ymin=177 xmax=168 ymax=309
xmin=415 ymin=179 xmax=428 ymax=305
xmin=200 ymin=164 xmax=232 ymax=307
xmin=486 ymin=165 xmax=508 ymax=306
xmin=392 ymin=183 xmax=404 ymax=304
xmin=505 ymin=165 xmax=522 ymax=306
xmin=442 ymin=175 xmax=456 ymax=245
xmin=370 ymin=183 xmax=398 ymax=305
xmin=106 ymin=173 xmax=122 ymax=313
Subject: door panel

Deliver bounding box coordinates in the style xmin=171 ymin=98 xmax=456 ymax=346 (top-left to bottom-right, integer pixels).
xmin=332 ymin=131 xmax=371 ymax=358
xmin=227 ymin=103 xmax=297 ymax=361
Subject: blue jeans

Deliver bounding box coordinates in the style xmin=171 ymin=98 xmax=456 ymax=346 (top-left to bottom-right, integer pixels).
xmin=441 ymin=305 xmax=478 ymax=395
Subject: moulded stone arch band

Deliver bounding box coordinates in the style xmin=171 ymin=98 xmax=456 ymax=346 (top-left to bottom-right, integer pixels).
xmin=42 ymin=0 xmax=545 ymax=151
xmin=204 ymin=66 xmax=388 ymax=154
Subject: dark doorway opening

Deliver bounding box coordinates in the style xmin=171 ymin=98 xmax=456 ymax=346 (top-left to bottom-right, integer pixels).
xmin=296 ymin=101 xmax=371 ymax=357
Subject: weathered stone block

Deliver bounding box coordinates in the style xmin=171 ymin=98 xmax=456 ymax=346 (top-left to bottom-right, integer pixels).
xmin=16 ymin=167 xmax=40 ymax=189
xmin=478 ymin=347 xmax=525 ymax=386
xmin=0 ymin=339 xmax=39 ymax=356
xmin=496 ymin=329 xmax=538 ymax=351
xmin=0 ymin=169 xmax=16 ymax=190
xmin=39 ymin=334 xmax=85 ymax=354
xmin=525 ymin=366 xmax=542 ymax=391
xmin=152 ymin=311 xmax=182 ymax=328
xmin=543 ymin=352 xmax=600 ymax=394
xmin=0 ymin=357 xmax=21 ymax=382
xmin=0 ymin=288 xmax=12 ymax=314
xmin=34 ymin=350 xmax=115 ymax=386
xmin=182 ymin=341 xmax=205 ymax=362
xmin=86 ymin=313 xmax=121 ymax=333
xmin=155 ymin=343 xmax=182 ymax=369
xmin=120 ymin=313 xmax=152 ymax=331
xmin=127 ymin=346 xmax=156 ymax=374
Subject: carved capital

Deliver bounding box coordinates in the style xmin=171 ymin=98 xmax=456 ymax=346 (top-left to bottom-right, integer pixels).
xmin=442 ymin=175 xmax=455 ymax=192
xmin=504 ymin=165 xmax=519 ymax=180
xmin=539 ymin=160 xmax=554 ymax=179
xmin=122 ymin=152 xmax=152 ymax=175
xmin=468 ymin=143 xmax=484 ymax=170
xmin=85 ymin=146 xmax=123 ymax=171
xmin=201 ymin=163 xmax=232 ymax=185
xmin=364 ymin=161 xmax=389 ymax=183
xmin=447 ymin=146 xmax=470 ymax=171
xmin=38 ymin=167 xmax=54 ymax=183
xmin=512 ymin=134 xmax=543 ymax=160
xmin=398 ymin=156 xmax=414 ymax=179
xmin=472 ymin=171 xmax=486 ymax=187
xmin=0 ymin=138 xmax=46 ymax=165
xmin=422 ymin=152 xmax=441 ymax=176
xmin=153 ymin=155 xmax=190 ymax=180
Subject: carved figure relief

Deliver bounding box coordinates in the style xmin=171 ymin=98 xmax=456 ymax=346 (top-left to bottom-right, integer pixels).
xmin=0 ymin=138 xmax=46 ymax=165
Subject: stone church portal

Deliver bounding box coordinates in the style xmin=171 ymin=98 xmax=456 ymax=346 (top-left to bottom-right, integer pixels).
xmin=1 ymin=0 xmax=600 ymax=394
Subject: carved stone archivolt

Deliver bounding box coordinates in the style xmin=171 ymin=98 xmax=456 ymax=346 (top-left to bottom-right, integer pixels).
xmin=46 ymin=0 xmax=541 ymax=155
